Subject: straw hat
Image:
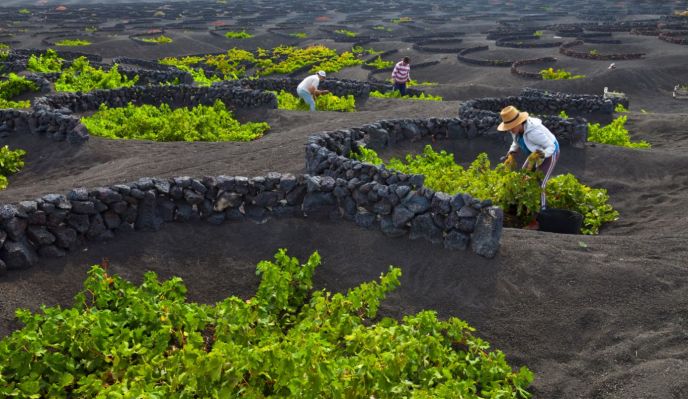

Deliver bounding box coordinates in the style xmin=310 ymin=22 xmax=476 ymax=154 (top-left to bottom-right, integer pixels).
xmin=497 ymin=105 xmax=529 ymax=131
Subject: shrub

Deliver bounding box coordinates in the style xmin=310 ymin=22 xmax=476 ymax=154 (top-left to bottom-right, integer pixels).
xmin=84 ymin=26 xmax=97 ymax=33
xmin=55 ymin=57 xmax=138 ymax=92
xmin=370 ymin=90 xmax=443 ymax=101
xmin=290 ymin=32 xmax=308 ymax=38
xmin=0 ymin=44 xmax=9 ymax=61
xmin=391 ymin=16 xmax=413 ymax=23
xmin=589 ymin=49 xmax=599 ymax=56
xmin=334 ymin=29 xmax=357 ymax=37
xmin=81 ymin=100 xmax=269 ymax=142
xmin=588 ymin=115 xmax=650 ymax=148
xmin=55 ymin=39 xmax=91 ymax=46
xmin=159 ymin=56 xmax=224 ymax=86
xmin=539 ymin=68 xmax=585 ymax=80
xmin=18 ymin=8 xmax=30 ymax=15
xmin=27 ymin=49 xmax=64 ymax=73
xmin=140 ymin=35 xmax=172 ymax=44
xmin=352 ymin=145 xmax=618 ymax=234
xmin=365 ymin=56 xmax=394 ymax=69
xmin=373 ymin=25 xmax=392 ymax=31
xmin=533 ymin=30 xmax=543 ymax=37
xmin=614 ymin=103 xmax=628 ymax=113
xmin=0 ymin=251 xmax=533 ymax=398
xmin=274 ymin=90 xmax=356 ymax=112
xmin=0 ymin=73 xmax=39 ymax=109
xmin=0 ymin=145 xmax=26 ymax=190
xmin=351 ymin=45 xmax=382 ymax=55
xmin=224 ymin=30 xmax=253 ymax=39
xmin=558 ymin=110 xmax=569 ymax=118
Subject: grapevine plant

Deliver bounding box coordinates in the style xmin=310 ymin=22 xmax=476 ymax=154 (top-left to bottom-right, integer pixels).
xmin=370 ymin=90 xmax=443 ymax=101
xmin=81 ymin=100 xmax=269 ymax=142
xmin=274 ymin=90 xmax=356 ymax=112
xmin=366 ymin=56 xmax=394 ymax=69
xmin=140 ymin=35 xmax=173 ymax=44
xmin=0 ymin=73 xmax=39 ymax=109
xmin=224 ymin=30 xmax=253 ymax=39
xmin=0 ymin=250 xmax=533 ymax=398
xmin=0 ymin=145 xmax=26 ymax=189
xmin=353 ymin=146 xmax=618 ymax=234
xmin=588 ymin=115 xmax=650 ymax=148
xmin=55 ymin=57 xmax=138 ymax=93
xmin=27 ymin=49 xmax=64 ymax=73
xmin=54 ymin=39 xmax=91 ymax=47
xmin=539 ymin=68 xmax=585 ymax=80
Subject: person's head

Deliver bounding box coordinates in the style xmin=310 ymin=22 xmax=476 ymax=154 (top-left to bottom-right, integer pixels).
xmin=497 ymin=105 xmax=528 ymax=134
xmin=317 ymin=70 xmax=326 ymax=81
xmin=402 ymin=56 xmax=410 ymax=65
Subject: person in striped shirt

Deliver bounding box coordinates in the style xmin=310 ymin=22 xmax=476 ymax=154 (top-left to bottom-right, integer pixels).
xmin=391 ymin=57 xmax=410 ymax=96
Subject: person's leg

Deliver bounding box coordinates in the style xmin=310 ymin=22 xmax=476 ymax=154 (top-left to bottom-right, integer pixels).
xmin=537 ymin=150 xmax=560 ymax=209
xmin=399 ymin=82 xmax=407 ymax=96
xmin=297 ymin=88 xmax=316 ymax=111
xmin=393 ymin=82 xmax=401 ymax=93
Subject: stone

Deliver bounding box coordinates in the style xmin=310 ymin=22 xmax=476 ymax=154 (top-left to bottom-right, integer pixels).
xmin=447 ymin=121 xmax=466 ymax=139
xmin=18 ymin=201 xmax=38 ymax=214
xmin=470 ymin=206 xmax=503 ymax=258
xmin=206 ymin=212 xmax=226 ymax=225
xmin=302 ymin=192 xmax=336 ymax=217
xmin=184 ymin=189 xmax=205 ymax=205
xmin=0 ymin=204 xmax=18 ymax=220
xmin=50 ymin=226 xmax=78 ymax=249
xmin=409 ymin=174 xmax=425 ymax=188
xmin=3 ymin=217 xmax=27 ymax=241
xmin=67 ymin=187 xmax=89 ymax=201
xmin=409 ymin=213 xmax=443 ymax=244
xmin=245 ymin=205 xmax=269 ymax=223
xmin=431 ymin=192 xmax=452 ymax=214
xmin=402 ymin=193 xmax=430 ymax=214
xmin=279 ymin=174 xmax=297 ymax=192
xmin=136 ymin=190 xmax=163 ymax=231
xmin=253 ymin=191 xmax=279 ymax=208
xmin=27 ymin=226 xmax=56 ymax=246
xmin=457 ymin=206 xmax=480 ymax=218
xmin=87 ymin=214 xmax=108 ymax=240
xmin=0 ymin=259 xmax=5 ymax=276
xmin=176 ymin=203 xmax=194 ymax=222
xmin=286 ymin=185 xmax=307 ymax=205
xmin=103 ymin=211 xmax=122 ymax=229
xmin=355 ymin=211 xmax=376 ymax=228
xmin=380 ymin=216 xmax=407 ymax=237
xmin=392 ymin=205 xmax=415 ymax=227
xmin=1 ymin=239 xmax=38 ymax=270
xmin=70 ymin=200 xmax=97 ymax=214
xmin=444 ymin=230 xmax=470 ymax=251
xmin=67 ymin=213 xmax=90 ymax=233
xmin=156 ymin=200 xmax=176 ymax=222
xmin=373 ymin=199 xmax=393 ymax=215
xmin=225 ymin=208 xmax=244 ymax=221
xmin=214 ymin=192 xmax=243 ymax=211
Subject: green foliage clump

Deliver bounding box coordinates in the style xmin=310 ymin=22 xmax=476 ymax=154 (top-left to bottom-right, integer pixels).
xmin=18 ymin=8 xmax=31 ymax=15
xmin=81 ymin=100 xmax=269 ymax=142
xmin=27 ymin=49 xmax=64 ymax=73
xmin=588 ymin=115 xmax=650 ymax=149
xmin=391 ymin=16 xmax=413 ymax=23
xmin=55 ymin=57 xmax=138 ymax=93
xmin=370 ymin=90 xmax=443 ymax=101
xmin=84 ymin=26 xmax=97 ymax=33
xmin=159 ymin=56 xmax=223 ymax=86
xmin=539 ymin=68 xmax=585 ymax=80
xmin=533 ymin=30 xmax=543 ymax=37
xmin=0 ymin=250 xmax=533 ymax=398
xmin=351 ymin=45 xmax=382 ymax=55
xmin=589 ymin=49 xmax=599 ymax=56
xmin=334 ymin=29 xmax=357 ymax=37
xmin=0 ymin=44 xmax=9 ymax=61
xmin=274 ymin=90 xmax=356 ymax=112
xmin=614 ymin=103 xmax=628 ymax=113
xmin=373 ymin=25 xmax=392 ymax=31
xmin=290 ymin=32 xmax=308 ymax=38
xmin=352 ymin=145 xmax=618 ymax=234
xmin=55 ymin=39 xmax=92 ymax=47
xmin=558 ymin=110 xmax=569 ymax=119
xmin=0 ymin=145 xmax=26 ymax=189
xmin=140 ymin=35 xmax=172 ymax=44
xmin=224 ymin=30 xmax=253 ymax=39
xmin=366 ymin=56 xmax=394 ymax=69
xmin=0 ymin=73 xmax=39 ymax=108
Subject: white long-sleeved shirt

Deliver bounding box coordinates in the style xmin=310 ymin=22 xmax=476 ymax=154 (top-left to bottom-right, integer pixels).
xmin=509 ymin=117 xmax=558 ymax=157
xmin=297 ymin=75 xmax=320 ymax=92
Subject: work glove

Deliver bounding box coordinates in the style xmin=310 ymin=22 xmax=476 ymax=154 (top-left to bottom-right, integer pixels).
xmin=526 ymin=150 xmax=545 ymax=171
xmin=503 ymin=153 xmax=517 ymax=170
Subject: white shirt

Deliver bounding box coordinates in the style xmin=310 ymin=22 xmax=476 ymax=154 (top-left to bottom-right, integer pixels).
xmin=509 ymin=117 xmax=558 ymax=157
xmin=297 ymin=75 xmax=320 ymax=92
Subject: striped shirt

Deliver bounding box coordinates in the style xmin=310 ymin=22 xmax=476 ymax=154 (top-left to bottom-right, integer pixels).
xmin=391 ymin=61 xmax=410 ymax=83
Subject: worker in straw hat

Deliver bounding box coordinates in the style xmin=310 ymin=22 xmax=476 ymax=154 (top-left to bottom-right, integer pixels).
xmin=498 ymin=105 xmax=560 ymax=210
xmin=296 ymin=70 xmax=329 ymax=111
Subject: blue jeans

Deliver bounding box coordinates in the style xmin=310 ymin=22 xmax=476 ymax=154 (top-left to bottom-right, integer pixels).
xmin=297 ymin=88 xmax=316 ymax=111
xmin=393 ymin=82 xmax=407 ymax=96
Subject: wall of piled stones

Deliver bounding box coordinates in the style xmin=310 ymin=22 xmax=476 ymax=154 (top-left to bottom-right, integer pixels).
xmin=458 ymin=46 xmax=513 ymax=67
xmin=236 ymin=78 xmax=372 ymax=102
xmin=458 ymin=88 xmax=627 ymax=148
xmin=0 ymin=85 xmax=278 ymax=144
xmin=304 ymin=119 xmax=503 ymax=258
xmin=495 ymin=36 xmax=563 ymax=48
xmin=559 ymin=40 xmax=645 ymax=60
xmin=510 ymin=57 xmax=558 ymax=80
xmin=658 ymin=32 xmax=688 ymax=45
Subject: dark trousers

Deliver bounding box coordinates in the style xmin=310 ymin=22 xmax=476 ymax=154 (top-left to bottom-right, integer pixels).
xmin=393 ymin=82 xmax=407 ymax=96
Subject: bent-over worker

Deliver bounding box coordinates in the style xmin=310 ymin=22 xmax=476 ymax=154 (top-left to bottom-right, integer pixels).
xmin=296 ymin=70 xmax=329 ymax=111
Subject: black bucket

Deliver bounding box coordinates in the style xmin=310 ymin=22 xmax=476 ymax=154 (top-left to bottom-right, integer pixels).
xmin=537 ymin=208 xmax=583 ymax=234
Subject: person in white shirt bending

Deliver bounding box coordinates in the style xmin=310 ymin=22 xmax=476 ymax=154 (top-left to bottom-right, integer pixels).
xmin=498 ymin=105 xmax=560 ymax=210
xmin=296 ymin=70 xmax=330 ymax=111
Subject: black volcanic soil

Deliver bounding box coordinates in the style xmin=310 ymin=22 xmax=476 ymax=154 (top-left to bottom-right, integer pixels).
xmin=2 ymin=3 xmax=688 ymax=399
